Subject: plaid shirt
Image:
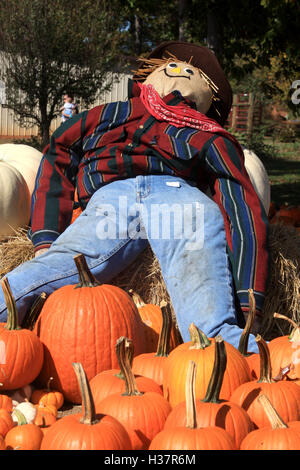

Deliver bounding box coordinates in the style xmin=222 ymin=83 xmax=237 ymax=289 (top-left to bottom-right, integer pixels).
xmin=29 ymin=79 xmax=269 ymax=316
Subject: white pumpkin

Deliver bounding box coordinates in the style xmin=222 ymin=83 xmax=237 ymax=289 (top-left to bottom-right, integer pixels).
xmin=243 ymin=148 xmax=271 ymax=215
xmin=0 ymin=162 xmax=31 ymax=237
xmin=0 ymin=144 xmax=43 ymax=196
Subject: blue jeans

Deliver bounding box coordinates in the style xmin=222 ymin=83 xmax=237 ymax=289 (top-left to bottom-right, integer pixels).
xmin=0 ymin=175 xmax=259 ymax=352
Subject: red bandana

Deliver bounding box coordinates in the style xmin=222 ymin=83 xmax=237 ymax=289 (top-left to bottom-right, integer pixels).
xmin=138 ymin=82 xmax=232 ymax=137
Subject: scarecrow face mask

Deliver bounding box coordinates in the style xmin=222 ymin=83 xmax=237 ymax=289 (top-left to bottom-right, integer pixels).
xmin=143 ymin=60 xmax=213 ymax=114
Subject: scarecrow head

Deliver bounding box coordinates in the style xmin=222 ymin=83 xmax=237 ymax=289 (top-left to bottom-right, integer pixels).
xmin=133 ymin=41 xmax=232 ymax=127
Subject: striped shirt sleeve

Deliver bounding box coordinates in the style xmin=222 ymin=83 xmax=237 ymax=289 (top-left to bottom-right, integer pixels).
xmin=29 ymin=111 xmax=88 ymax=252
xmin=205 ymin=135 xmax=270 ymax=315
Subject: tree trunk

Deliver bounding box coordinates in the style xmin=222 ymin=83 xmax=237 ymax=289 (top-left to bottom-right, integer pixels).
xmin=207 ymin=11 xmax=223 ymax=63
xmin=134 ymin=14 xmax=142 ymax=56
xmin=40 ymin=119 xmax=50 ymax=149
xmin=178 ymin=0 xmax=188 ymax=41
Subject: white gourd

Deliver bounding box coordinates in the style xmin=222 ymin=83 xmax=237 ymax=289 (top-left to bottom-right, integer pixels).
xmin=0 ymin=144 xmax=43 ymax=196
xmin=0 ymin=162 xmax=31 ymax=237
xmin=243 ymin=148 xmax=271 ymax=215
xmin=12 ymin=401 xmax=37 ymax=424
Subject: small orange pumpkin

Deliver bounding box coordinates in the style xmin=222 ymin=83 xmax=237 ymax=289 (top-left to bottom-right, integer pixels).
xmin=5 ymin=410 xmax=44 ymax=450
xmin=0 ymin=409 xmax=14 ymax=438
xmin=0 ymin=394 xmax=13 ymax=412
xmin=31 ymin=377 xmax=64 ymax=410
xmin=34 ymin=403 xmax=58 ymax=418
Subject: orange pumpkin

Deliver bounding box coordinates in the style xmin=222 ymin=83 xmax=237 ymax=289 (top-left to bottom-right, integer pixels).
xmin=34 ymin=254 xmax=147 ymax=403
xmin=149 ymin=361 xmax=236 ymax=450
xmin=34 ymin=409 xmax=57 ymax=435
xmin=0 ymin=409 xmax=14 ymax=438
xmin=129 ymin=291 xmax=182 ymax=353
xmin=163 ymin=323 xmax=251 ymax=408
xmin=90 ymin=337 xmax=162 ymax=406
xmin=31 ymin=377 xmax=64 ymax=410
xmin=5 ymin=410 xmax=44 ymax=450
xmin=230 ymin=335 xmax=300 ymax=429
xmin=268 ymin=313 xmax=300 ymax=381
xmin=41 ymin=362 xmax=132 ymax=450
xmin=0 ymin=394 xmax=13 ymax=412
xmin=240 ymin=394 xmax=300 ymax=450
xmin=95 ymin=337 xmax=171 ymax=450
xmin=0 ymin=278 xmax=44 ymax=390
xmin=0 ymin=435 xmax=6 ymax=450
xmin=35 ymin=403 xmax=58 ymax=418
xmin=164 ymin=336 xmax=253 ymax=449
xmin=132 ymin=301 xmax=173 ymax=386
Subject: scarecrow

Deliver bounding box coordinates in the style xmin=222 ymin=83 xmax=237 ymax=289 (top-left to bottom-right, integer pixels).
xmin=0 ymin=41 xmax=269 ymax=352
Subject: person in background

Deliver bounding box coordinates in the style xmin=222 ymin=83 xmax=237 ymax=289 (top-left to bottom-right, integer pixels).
xmin=60 ymin=94 xmax=75 ymax=123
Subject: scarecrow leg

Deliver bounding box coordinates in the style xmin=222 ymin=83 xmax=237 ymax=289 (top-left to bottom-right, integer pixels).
xmin=138 ymin=174 xmax=259 ymax=353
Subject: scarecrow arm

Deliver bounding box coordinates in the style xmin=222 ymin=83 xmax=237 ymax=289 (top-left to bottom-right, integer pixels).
xmin=204 ymin=135 xmax=269 ymax=318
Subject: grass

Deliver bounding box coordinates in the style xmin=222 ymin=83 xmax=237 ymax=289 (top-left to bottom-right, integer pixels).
xmin=261 ymin=138 xmax=300 ymax=208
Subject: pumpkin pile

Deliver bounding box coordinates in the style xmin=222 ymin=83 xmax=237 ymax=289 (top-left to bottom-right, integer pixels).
xmin=1 ymin=255 xmax=300 ymax=450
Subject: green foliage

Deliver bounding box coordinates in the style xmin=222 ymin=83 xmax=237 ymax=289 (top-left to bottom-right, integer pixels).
xmin=0 ymin=0 xmax=125 ymax=145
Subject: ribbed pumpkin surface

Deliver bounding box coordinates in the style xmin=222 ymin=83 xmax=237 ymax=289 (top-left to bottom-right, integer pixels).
xmin=34 ymin=284 xmax=146 ymax=403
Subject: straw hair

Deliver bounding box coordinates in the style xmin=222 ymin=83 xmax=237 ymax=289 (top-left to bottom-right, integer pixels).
xmin=0 ymin=223 xmax=299 ymax=340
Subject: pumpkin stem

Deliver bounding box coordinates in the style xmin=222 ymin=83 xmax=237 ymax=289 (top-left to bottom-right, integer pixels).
xmin=21 ymin=292 xmax=47 ymax=330
xmin=185 ymin=360 xmax=197 ymax=429
xmin=1 ymin=277 xmax=21 ymax=330
xmin=114 ymin=338 xmax=134 ymax=380
xmin=256 ymin=335 xmax=274 ymax=384
xmin=155 ymin=301 xmax=172 ymax=357
xmin=116 ymin=337 xmax=142 ymax=396
xmin=273 ymin=313 xmax=300 ymax=342
xmin=73 ymin=254 xmax=100 ymax=288
xmin=46 ymin=377 xmax=54 ymax=392
xmin=128 ymin=290 xmax=146 ymax=308
xmin=238 ymin=289 xmax=256 ymax=356
xmin=257 ymin=394 xmax=288 ymax=429
xmin=202 ymin=335 xmax=226 ymax=404
xmin=13 ymin=409 xmax=27 ymax=426
xmin=72 ymin=362 xmax=98 ymax=425
xmin=189 ymin=323 xmax=211 ymax=350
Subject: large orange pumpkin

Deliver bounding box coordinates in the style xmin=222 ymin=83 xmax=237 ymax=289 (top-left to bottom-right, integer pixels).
xmin=149 ymin=361 xmax=236 ymax=450
xmin=230 ymin=335 xmax=300 ymax=429
xmin=34 ymin=254 xmax=147 ymax=403
xmin=0 ymin=278 xmax=44 ymax=390
xmin=90 ymin=336 xmax=162 ymax=406
xmin=95 ymin=337 xmax=171 ymax=450
xmin=41 ymin=362 xmax=132 ymax=450
xmin=164 ymin=336 xmax=253 ymax=449
xmin=163 ymin=323 xmax=251 ymax=408
xmin=240 ymin=394 xmax=300 ymax=450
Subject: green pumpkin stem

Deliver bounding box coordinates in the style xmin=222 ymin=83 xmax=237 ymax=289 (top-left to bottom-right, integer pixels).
xmin=155 ymin=301 xmax=172 ymax=357
xmin=189 ymin=323 xmax=211 ymax=350
xmin=74 ymin=254 xmax=100 ymax=288
xmin=1 ymin=277 xmax=21 ymax=330
xmin=202 ymin=335 xmax=226 ymax=404
xmin=256 ymin=335 xmax=274 ymax=383
xmin=13 ymin=409 xmax=27 ymax=426
xmin=185 ymin=360 xmax=197 ymax=429
xmin=257 ymin=394 xmax=288 ymax=429
xmin=72 ymin=362 xmax=98 ymax=425
xmin=273 ymin=313 xmax=300 ymax=342
xmin=238 ymin=289 xmax=256 ymax=356
xmin=114 ymin=339 xmax=134 ymax=380
xmin=116 ymin=337 xmax=142 ymax=396
xmin=21 ymin=292 xmax=47 ymax=330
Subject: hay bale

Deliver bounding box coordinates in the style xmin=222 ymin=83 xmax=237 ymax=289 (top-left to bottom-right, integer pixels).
xmin=0 ymin=224 xmax=299 ymax=340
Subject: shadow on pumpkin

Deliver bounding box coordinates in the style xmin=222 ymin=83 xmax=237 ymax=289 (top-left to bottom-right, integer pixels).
xmin=214 ymin=403 xmax=231 ymax=428
xmin=239 ymin=387 xmax=261 ymax=413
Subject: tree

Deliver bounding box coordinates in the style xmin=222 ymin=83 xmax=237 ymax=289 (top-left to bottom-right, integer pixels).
xmin=0 ymin=0 xmax=125 ymax=147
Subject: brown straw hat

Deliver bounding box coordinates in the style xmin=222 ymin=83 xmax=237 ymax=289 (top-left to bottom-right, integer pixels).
xmin=133 ymin=41 xmax=232 ymax=126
